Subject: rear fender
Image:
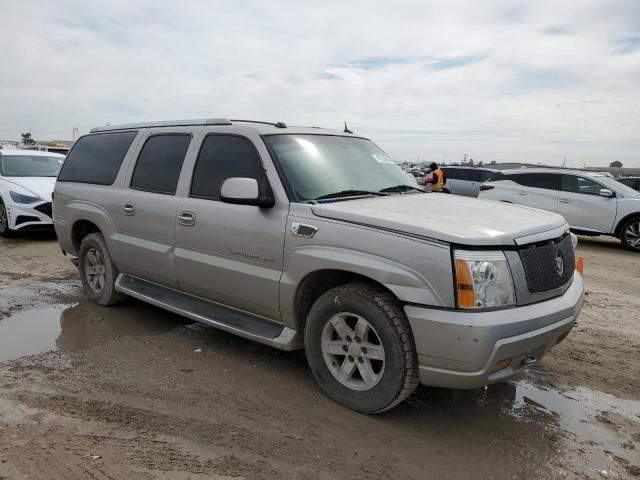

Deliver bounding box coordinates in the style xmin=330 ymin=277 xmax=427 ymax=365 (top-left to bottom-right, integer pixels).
xmin=59 ymin=200 xmax=117 ymax=255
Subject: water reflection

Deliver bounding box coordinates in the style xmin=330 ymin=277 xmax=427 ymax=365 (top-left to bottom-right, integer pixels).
xmin=0 ymin=299 xmax=181 ymax=361
xmin=56 ymin=300 xmax=180 ymax=351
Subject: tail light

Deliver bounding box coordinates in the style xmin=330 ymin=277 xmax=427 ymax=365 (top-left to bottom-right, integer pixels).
xmin=479 ymin=185 xmax=495 ymax=191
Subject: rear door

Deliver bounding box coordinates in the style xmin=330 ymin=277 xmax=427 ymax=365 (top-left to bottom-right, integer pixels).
xmin=478 ymin=172 xmax=515 ymax=202
xmin=112 ymin=131 xmax=193 ymax=288
xmin=443 ymin=168 xmax=476 ymax=196
xmin=462 ymin=169 xmax=493 ymax=197
xmin=558 ymin=174 xmax=617 ymax=233
xmin=174 ymin=133 xmax=288 ymax=320
xmin=442 ymin=168 xmax=464 ymax=195
xmin=511 ymin=172 xmax=561 ymax=213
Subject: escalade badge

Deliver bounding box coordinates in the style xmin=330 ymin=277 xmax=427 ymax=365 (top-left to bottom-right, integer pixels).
xmin=555 ymin=251 xmax=565 ymax=276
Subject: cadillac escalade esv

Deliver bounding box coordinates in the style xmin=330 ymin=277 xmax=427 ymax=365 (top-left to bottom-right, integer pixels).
xmin=53 ymin=119 xmax=584 ymax=413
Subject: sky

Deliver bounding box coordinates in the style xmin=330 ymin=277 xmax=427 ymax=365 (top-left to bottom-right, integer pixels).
xmin=1 ymin=0 xmax=639 ymax=167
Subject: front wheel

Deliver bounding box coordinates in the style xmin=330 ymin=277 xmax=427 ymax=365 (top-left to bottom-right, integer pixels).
xmin=0 ymin=199 xmax=14 ymax=237
xmin=304 ymin=283 xmax=419 ymax=413
xmin=620 ymin=217 xmax=640 ymax=252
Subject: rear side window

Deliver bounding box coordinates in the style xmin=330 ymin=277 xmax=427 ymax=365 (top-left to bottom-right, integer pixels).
xmin=443 ymin=168 xmax=459 ymax=179
xmin=511 ymin=173 xmax=560 ymax=190
xmin=463 ymin=170 xmax=484 ymax=182
xmin=190 ymin=135 xmax=268 ymax=200
xmin=478 ymin=170 xmax=494 ymax=182
xmin=487 ymin=172 xmax=505 ymax=182
xmin=130 ymin=134 xmax=191 ymax=195
xmin=58 ymin=131 xmax=138 ymax=185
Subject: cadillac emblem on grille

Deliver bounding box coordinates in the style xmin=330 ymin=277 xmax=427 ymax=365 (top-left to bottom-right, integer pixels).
xmin=555 ymin=251 xmax=565 ymax=276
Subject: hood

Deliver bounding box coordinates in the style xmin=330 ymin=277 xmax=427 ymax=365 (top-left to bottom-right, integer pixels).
xmin=312 ymin=194 xmax=568 ymax=246
xmin=3 ymin=177 xmax=56 ymax=202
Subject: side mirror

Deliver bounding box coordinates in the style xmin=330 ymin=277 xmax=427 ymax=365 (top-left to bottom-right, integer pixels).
xmin=220 ymin=177 xmax=274 ymax=207
xmin=599 ymin=188 xmax=615 ymax=198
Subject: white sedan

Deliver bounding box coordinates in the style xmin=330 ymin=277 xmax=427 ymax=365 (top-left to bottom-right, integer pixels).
xmin=0 ymin=149 xmax=65 ymax=236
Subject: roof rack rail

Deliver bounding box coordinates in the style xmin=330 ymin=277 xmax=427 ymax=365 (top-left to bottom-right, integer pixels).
xmin=90 ymin=118 xmax=232 ymax=133
xmin=229 ymin=119 xmax=287 ymax=128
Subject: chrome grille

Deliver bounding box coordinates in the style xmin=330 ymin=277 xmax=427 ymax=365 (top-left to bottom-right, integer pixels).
xmin=519 ymin=234 xmax=575 ymax=293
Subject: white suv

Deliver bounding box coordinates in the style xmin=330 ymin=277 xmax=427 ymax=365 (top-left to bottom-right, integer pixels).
xmin=480 ymin=168 xmax=640 ymax=251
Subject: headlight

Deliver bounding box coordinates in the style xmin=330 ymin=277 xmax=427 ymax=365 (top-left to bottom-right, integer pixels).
xmin=454 ymin=250 xmax=516 ymax=309
xmin=10 ymin=191 xmax=42 ymax=204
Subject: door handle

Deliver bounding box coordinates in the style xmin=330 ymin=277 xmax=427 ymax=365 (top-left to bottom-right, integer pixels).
xmin=123 ymin=204 xmax=135 ymax=216
xmin=178 ymin=211 xmax=196 ymax=226
xmin=559 ymin=198 xmax=570 ymax=204
xmin=517 ymin=191 xmax=527 ymax=196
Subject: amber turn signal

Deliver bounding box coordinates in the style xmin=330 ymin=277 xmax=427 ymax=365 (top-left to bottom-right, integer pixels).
xmin=576 ymin=256 xmax=584 ymax=276
xmin=455 ymin=259 xmax=476 ymax=308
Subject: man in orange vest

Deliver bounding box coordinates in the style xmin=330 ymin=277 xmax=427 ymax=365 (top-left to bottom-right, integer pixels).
xmin=427 ymin=162 xmax=447 ymax=193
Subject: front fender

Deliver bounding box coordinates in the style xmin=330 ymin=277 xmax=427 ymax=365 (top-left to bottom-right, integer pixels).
xmin=280 ymin=245 xmax=450 ymax=328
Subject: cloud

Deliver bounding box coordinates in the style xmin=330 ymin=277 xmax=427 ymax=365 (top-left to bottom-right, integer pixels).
xmin=615 ymin=35 xmax=640 ymax=54
xmin=0 ymin=0 xmax=639 ymax=167
xmin=540 ymin=26 xmax=572 ymax=35
xmin=342 ymin=54 xmax=485 ymax=71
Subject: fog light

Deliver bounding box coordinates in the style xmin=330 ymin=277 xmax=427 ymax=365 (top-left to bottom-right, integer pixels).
xmin=491 ymin=358 xmax=512 ymax=373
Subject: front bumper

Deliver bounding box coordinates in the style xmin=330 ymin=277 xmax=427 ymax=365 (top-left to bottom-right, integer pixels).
xmin=5 ymin=201 xmax=53 ymax=231
xmin=405 ymin=273 xmax=584 ymax=389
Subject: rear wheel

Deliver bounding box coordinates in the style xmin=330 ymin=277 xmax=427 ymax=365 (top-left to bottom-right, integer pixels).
xmin=0 ymin=199 xmax=14 ymax=237
xmin=304 ymin=282 xmax=419 ymax=413
xmin=620 ymin=217 xmax=640 ymax=252
xmin=78 ymin=233 xmax=126 ymax=305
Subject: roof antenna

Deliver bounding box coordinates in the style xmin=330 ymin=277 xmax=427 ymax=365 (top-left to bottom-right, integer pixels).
xmin=343 ymin=121 xmax=353 ymax=134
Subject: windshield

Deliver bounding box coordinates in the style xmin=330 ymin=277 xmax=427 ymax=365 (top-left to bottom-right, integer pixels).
xmin=264 ymin=135 xmax=417 ymax=201
xmin=1 ymin=155 xmax=64 ymax=177
xmin=594 ymin=175 xmax=640 ymax=197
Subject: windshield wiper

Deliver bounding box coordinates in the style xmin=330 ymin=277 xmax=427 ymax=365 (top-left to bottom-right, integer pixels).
xmin=314 ymin=189 xmax=388 ymax=201
xmin=379 ymin=184 xmax=426 ymax=193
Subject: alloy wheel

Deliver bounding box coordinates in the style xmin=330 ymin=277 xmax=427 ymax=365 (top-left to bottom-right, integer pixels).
xmin=0 ymin=202 xmax=7 ymax=233
xmin=321 ymin=312 xmax=386 ymax=391
xmin=624 ymin=220 xmax=640 ymax=250
xmin=84 ymin=247 xmax=107 ymax=292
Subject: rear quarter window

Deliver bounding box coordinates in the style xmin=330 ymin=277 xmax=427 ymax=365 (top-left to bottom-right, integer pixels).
xmin=58 ymin=131 xmax=138 ymax=185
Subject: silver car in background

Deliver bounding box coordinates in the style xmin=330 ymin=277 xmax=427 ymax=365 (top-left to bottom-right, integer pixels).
xmin=441 ymin=166 xmax=497 ymax=197
xmin=480 ymin=168 xmax=640 ymax=251
xmin=53 ymin=119 xmax=584 ymax=413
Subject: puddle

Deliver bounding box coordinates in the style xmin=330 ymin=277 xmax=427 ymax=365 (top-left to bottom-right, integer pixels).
xmin=404 ymin=370 xmax=640 ymax=478
xmin=507 ymin=375 xmax=640 ymax=478
xmin=0 ymin=300 xmax=182 ymax=362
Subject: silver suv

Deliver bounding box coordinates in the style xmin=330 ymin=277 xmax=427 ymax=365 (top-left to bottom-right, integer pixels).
xmin=54 ymin=119 xmax=584 ymax=413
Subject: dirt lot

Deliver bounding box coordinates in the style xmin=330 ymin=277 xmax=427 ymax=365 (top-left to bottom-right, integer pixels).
xmin=0 ymin=233 xmax=639 ymax=479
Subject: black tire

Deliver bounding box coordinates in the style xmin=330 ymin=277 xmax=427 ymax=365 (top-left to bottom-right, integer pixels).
xmin=0 ymin=198 xmax=14 ymax=237
xmin=78 ymin=233 xmax=126 ymax=305
xmin=619 ymin=217 xmax=640 ymax=252
xmin=304 ymin=282 xmax=419 ymax=413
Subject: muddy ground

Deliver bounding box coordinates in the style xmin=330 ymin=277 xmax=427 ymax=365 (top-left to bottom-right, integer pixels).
xmin=0 ymin=232 xmax=638 ymax=479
